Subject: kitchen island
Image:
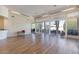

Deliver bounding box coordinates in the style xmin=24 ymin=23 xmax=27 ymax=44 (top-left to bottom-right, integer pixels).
xmin=0 ymin=29 xmax=8 ymax=40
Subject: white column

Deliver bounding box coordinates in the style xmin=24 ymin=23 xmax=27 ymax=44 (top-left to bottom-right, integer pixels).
xmin=65 ymin=17 xmax=68 ymax=38
xmin=35 ymin=19 xmax=37 ymax=33
xmin=44 ymin=21 xmax=46 ymax=33
xmin=49 ymin=21 xmax=51 ymax=34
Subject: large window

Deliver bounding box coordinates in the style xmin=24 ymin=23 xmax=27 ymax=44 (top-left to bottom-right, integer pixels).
xmin=59 ymin=20 xmax=65 ymax=31
xmin=31 ymin=23 xmax=35 ymax=33
xmin=50 ymin=21 xmax=56 ymax=30
xmin=45 ymin=21 xmax=50 ymax=29
xmin=41 ymin=22 xmax=44 ymax=30
xmin=67 ymin=17 xmax=78 ymax=35
xmin=67 ymin=18 xmax=77 ymax=30
xmin=31 ymin=23 xmax=35 ymax=29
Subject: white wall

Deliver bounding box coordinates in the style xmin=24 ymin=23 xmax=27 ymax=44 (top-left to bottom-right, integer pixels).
xmin=4 ymin=12 xmax=34 ymax=37
xmin=0 ymin=6 xmax=8 ymax=17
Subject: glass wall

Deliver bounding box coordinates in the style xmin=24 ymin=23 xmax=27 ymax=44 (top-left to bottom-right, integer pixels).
xmin=31 ymin=19 xmax=65 ymax=36
xmin=67 ymin=17 xmax=77 ymax=30
xmin=35 ymin=23 xmax=42 ymax=33
xmin=45 ymin=21 xmax=50 ymax=33
xmin=67 ymin=17 xmax=78 ymax=35
xmin=59 ymin=20 xmax=65 ymax=32
xmin=31 ymin=23 xmax=35 ymax=33
xmin=41 ymin=22 xmax=45 ymax=32
xmin=50 ymin=20 xmax=65 ymax=35
xmin=50 ymin=21 xmax=56 ymax=31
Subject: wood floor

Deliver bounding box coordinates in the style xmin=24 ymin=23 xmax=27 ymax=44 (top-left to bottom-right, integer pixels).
xmin=0 ymin=33 xmax=79 ymax=54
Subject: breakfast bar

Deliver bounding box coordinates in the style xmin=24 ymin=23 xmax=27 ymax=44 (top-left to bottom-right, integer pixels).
xmin=0 ymin=29 xmax=8 ymax=40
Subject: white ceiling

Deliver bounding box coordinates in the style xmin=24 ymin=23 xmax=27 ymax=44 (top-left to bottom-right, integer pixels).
xmin=5 ymin=5 xmax=71 ymax=17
